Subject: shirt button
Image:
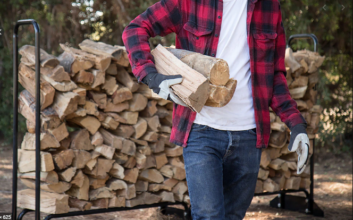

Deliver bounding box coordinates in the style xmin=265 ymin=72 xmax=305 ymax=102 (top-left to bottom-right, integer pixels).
xmin=215 ymin=34 xmax=219 ymax=37
xmin=211 ymin=53 xmax=215 ymax=57
xmin=218 ymin=16 xmax=221 ymax=19
xmin=196 ymin=37 xmax=199 ymax=40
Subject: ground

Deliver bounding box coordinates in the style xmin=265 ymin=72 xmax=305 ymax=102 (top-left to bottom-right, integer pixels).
xmin=0 ymin=144 xmax=351 ymax=220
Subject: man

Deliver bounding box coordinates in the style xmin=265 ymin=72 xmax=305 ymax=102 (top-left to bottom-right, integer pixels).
xmin=122 ymin=0 xmax=310 ymax=219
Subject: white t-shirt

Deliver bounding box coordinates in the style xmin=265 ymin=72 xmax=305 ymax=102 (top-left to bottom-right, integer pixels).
xmin=194 ymin=0 xmax=256 ymax=130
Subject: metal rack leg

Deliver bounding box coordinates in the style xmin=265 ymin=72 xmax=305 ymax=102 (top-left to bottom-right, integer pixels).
xmin=12 ymin=19 xmax=41 ymax=220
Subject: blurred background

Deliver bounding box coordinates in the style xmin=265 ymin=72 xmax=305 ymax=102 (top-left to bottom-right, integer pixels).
xmin=0 ymin=0 xmax=351 ymax=153
xmin=0 ymin=1 xmax=351 ymax=219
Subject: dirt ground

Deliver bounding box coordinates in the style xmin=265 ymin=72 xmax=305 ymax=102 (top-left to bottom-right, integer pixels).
xmin=0 ymin=145 xmax=351 ymax=220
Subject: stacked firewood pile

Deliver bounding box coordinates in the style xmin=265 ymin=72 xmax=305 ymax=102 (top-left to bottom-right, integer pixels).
xmin=255 ymin=48 xmax=325 ymax=193
xmin=16 ymin=39 xmax=324 ymax=214
xmin=17 ymin=40 xmax=191 ymax=214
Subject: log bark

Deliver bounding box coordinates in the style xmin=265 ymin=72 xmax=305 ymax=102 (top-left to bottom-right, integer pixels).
xmin=20 ymin=45 xmax=59 ymax=68
xmin=166 ymin=47 xmax=230 ymax=86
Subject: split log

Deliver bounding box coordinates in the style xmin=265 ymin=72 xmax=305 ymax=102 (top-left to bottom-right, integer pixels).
xmin=99 ymin=128 xmax=123 ymax=150
xmin=172 ymin=166 xmax=186 ymax=180
xmin=114 ymin=152 xmax=129 ymax=164
xmin=109 ymin=163 xmax=125 ymax=179
xmin=89 ymin=187 xmax=114 ymax=200
xmin=205 ymin=79 xmax=237 ymax=107
xmin=18 ymin=171 xmax=59 ymax=184
xmin=102 ymin=75 xmax=119 ymax=95
xmin=155 ymin=153 xmax=168 ymax=169
xmin=109 ymin=196 xmax=126 ymax=208
xmin=102 ymin=116 xmax=119 ymax=130
xmin=285 ymin=48 xmax=304 ymax=76
xmin=94 ymin=145 xmax=116 ymax=159
xmin=150 ymin=140 xmax=165 ymax=154
xmin=139 ymin=100 xmax=158 ymax=117
xmin=135 ymin=180 xmax=149 ymax=192
xmin=141 ymin=131 xmax=158 ymax=142
xmin=106 ymin=63 xmax=118 ymax=75
xmin=91 ymin=131 xmax=103 ymax=146
xmin=172 ymin=182 xmax=188 ymax=202
xmin=165 ymin=146 xmax=183 ymax=157
xmin=117 ymin=184 xmax=136 ymax=199
xmin=263 ymin=178 xmax=280 ymax=192
xmin=48 ymin=123 xmax=69 ymax=143
xmin=71 ymin=150 xmax=91 ymax=169
xmin=18 ymin=150 xmax=54 ymax=173
xmin=112 ymin=87 xmax=133 ymax=104
xmin=106 ymin=179 xmax=127 ymax=191
xmin=18 ymin=189 xmax=69 ymax=214
xmin=88 ymin=91 xmax=107 ymax=109
xmin=69 ymin=116 xmax=101 ymax=135
xmin=163 ymin=178 xmax=179 ymax=188
xmin=143 ymin=116 xmax=161 ymax=132
xmin=79 ymin=39 xmax=124 ymax=60
xmin=260 ymin=149 xmax=271 ymax=168
xmin=104 ymin=100 xmax=129 ymax=113
xmin=112 ymin=125 xmax=134 ymax=138
xmin=126 ymin=192 xmax=161 ymax=207
xmin=19 ymin=64 xmax=55 ymax=109
xmin=257 ymin=168 xmax=269 ymax=180
xmin=73 ymin=70 xmax=94 ymax=85
xmin=289 ymin=75 xmax=308 ymax=89
xmin=136 ymin=84 xmax=161 ymax=100
xmin=20 ymin=179 xmax=71 ymax=194
xmin=158 ymin=191 xmax=175 ymax=203
xmin=60 ymin=44 xmax=111 ymax=72
xmin=91 ymin=198 xmax=109 ymax=209
xmin=160 ymin=165 xmax=174 ymax=178
xmin=53 ymin=149 xmax=75 ymax=170
xmin=52 ymin=92 xmax=78 ymax=119
xmin=269 ymin=131 xmax=288 ymax=148
xmin=135 ymin=152 xmax=147 ymax=169
xmin=139 ymin=169 xmax=164 ymax=183
xmin=123 ymin=156 xmax=137 ymax=168
xmin=133 ymin=118 xmax=147 ymax=139
xmin=69 ymin=198 xmax=92 ymax=211
xmin=70 ymin=129 xmax=94 ymax=151
xmin=116 ymin=68 xmax=139 ymax=92
xmin=289 ymin=86 xmax=308 ymax=99
xmin=166 ymin=47 xmax=229 ymax=85
xmin=21 ymin=132 xmax=60 ymax=150
xmin=39 ymin=65 xmax=71 ymax=82
xmin=123 ymin=168 xmax=139 ymax=183
xmin=89 ymin=69 xmax=105 ymax=89
xmin=148 ymin=184 xmax=172 ymax=192
xmin=128 ymin=93 xmax=148 ymax=111
xmin=119 ymin=111 xmax=138 ymax=124
xmin=88 ymin=176 xmax=109 ymax=189
xmin=285 ymin=176 xmax=301 ymax=190
xmin=155 ymin=106 xmax=170 ymax=118
xmin=20 ymin=45 xmax=59 ymax=68
xmin=152 ymin=45 xmax=209 ymax=112
xmin=58 ymin=167 xmax=77 ymax=182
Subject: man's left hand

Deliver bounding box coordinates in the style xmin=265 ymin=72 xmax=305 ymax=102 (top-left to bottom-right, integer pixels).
xmin=288 ymin=124 xmax=310 ymax=174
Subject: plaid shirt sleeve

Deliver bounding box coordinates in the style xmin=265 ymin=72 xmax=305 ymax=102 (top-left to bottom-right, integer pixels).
xmin=270 ymin=3 xmax=307 ymax=130
xmin=122 ymin=0 xmax=182 ymax=82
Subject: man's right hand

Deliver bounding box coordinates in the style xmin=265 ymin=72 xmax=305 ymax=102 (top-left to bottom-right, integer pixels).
xmin=142 ymin=72 xmax=188 ymax=107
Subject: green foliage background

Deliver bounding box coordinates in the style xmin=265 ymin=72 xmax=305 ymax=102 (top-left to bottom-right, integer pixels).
xmin=0 ymin=0 xmax=351 ymax=151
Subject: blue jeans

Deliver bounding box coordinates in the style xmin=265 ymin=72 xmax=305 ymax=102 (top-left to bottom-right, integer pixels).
xmin=183 ymin=123 xmax=262 ymax=220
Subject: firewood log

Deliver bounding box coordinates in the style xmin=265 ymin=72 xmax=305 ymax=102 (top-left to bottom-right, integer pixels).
xmin=104 ymin=99 xmax=129 ymax=113
xmin=128 ymin=93 xmax=148 ymax=111
xmin=21 ymin=132 xmax=60 ymax=151
xmin=69 ymin=198 xmax=92 ymax=211
xmin=285 ymin=48 xmax=304 ymax=76
xmin=206 ymin=79 xmax=237 ymax=107
xmin=70 ymin=129 xmax=94 ymax=151
xmin=109 ymin=197 xmax=126 ymax=208
xmin=20 ymin=45 xmax=59 ymax=68
xmin=112 ymin=87 xmax=133 ymax=104
xmin=102 ymin=75 xmax=119 ymax=95
xmin=19 ymin=64 xmax=56 ymax=109
xmin=20 ymin=178 xmax=71 ymax=194
xmin=172 ymin=182 xmax=188 ymax=202
xmin=69 ymin=116 xmax=101 ymax=135
xmin=18 ymin=171 xmax=59 ymax=184
xmin=152 ymin=45 xmax=209 ymax=112
xmin=158 ymin=191 xmax=175 ymax=203
xmin=58 ymin=167 xmax=77 ymax=182
xmin=166 ymin=47 xmax=230 ymax=86
xmin=263 ymin=178 xmax=280 ymax=192
xmin=269 ymin=131 xmax=288 ymax=148
xmin=39 ymin=65 xmax=71 ymax=82
xmin=60 ymin=43 xmax=111 ymax=72
xmin=18 ymin=149 xmax=55 ymax=173
xmin=52 ymin=149 xmax=74 ymax=170
xmin=89 ymin=187 xmax=115 ymax=200
xmin=18 ymin=189 xmax=70 ymax=214
xmin=116 ymin=68 xmax=139 ymax=92
xmin=117 ymin=184 xmax=136 ymax=199
xmin=78 ymin=39 xmax=125 ymax=63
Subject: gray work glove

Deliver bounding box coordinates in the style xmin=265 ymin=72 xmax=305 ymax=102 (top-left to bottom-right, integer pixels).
xmin=288 ymin=124 xmax=310 ymax=174
xmin=142 ymin=72 xmax=187 ymax=107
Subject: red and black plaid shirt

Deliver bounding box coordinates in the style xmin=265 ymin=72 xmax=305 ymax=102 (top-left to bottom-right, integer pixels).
xmin=122 ymin=0 xmax=306 ymax=148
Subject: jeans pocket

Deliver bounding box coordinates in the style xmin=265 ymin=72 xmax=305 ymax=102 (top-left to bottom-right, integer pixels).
xmin=191 ymin=123 xmax=208 ymax=132
xmin=248 ymin=128 xmax=257 ymax=135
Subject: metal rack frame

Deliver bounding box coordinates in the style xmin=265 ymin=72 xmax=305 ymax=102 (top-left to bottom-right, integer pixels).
xmin=11 ymin=20 xmax=323 ymax=219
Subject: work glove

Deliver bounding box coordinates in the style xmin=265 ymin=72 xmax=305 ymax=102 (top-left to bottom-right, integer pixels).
xmin=288 ymin=123 xmax=310 ymax=175
xmin=142 ymin=72 xmax=188 ymax=107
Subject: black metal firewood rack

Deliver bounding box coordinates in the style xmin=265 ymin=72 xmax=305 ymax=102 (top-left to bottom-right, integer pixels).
xmin=12 ymin=20 xmax=323 ymax=220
